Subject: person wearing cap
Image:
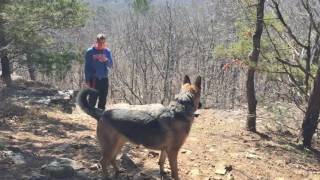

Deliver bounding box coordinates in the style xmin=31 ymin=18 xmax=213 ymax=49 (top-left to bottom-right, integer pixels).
xmin=84 ymin=33 xmax=113 ymax=110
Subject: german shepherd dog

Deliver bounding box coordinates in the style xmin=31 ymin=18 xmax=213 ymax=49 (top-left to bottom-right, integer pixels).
xmin=77 ymin=75 xmax=201 ymax=180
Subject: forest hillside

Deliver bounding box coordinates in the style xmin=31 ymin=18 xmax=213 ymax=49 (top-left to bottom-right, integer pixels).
xmin=1 ymin=0 xmax=320 ymax=179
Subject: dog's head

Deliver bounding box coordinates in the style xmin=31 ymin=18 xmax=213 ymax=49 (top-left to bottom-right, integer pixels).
xmin=181 ymin=75 xmax=201 ymax=111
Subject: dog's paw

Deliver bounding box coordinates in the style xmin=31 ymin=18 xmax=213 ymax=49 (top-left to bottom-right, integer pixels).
xmin=160 ymin=171 xmax=173 ymax=180
xmin=101 ymin=170 xmax=111 ymax=179
xmin=117 ymin=167 xmax=126 ymax=173
xmin=160 ymin=170 xmax=169 ymax=176
xmin=114 ymin=167 xmax=126 ymax=177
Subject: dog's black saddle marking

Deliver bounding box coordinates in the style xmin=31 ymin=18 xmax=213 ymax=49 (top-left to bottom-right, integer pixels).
xmin=104 ymin=108 xmax=173 ymax=148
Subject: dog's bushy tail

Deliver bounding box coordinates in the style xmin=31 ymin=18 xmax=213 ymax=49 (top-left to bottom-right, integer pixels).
xmin=76 ymin=88 xmax=103 ymax=120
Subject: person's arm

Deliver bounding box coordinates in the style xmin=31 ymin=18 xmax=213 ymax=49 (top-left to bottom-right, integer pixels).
xmin=105 ymin=49 xmax=113 ymax=68
xmin=84 ymin=50 xmax=93 ymax=83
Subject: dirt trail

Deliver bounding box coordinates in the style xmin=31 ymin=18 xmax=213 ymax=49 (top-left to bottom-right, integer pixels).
xmin=0 ymin=81 xmax=319 ymax=180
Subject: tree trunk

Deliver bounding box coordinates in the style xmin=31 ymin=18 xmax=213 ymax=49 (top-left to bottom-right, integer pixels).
xmin=0 ymin=2 xmax=11 ymax=86
xmin=1 ymin=52 xmax=12 ymax=86
xmin=311 ymin=34 xmax=320 ymax=65
xmin=0 ymin=3 xmax=11 ymax=86
xmin=246 ymin=69 xmax=257 ymax=131
xmin=161 ymin=3 xmax=174 ymax=105
xmin=302 ymin=68 xmax=320 ymax=148
xmin=27 ymin=54 xmax=37 ymax=81
xmin=246 ymin=0 xmax=265 ymax=132
xmin=231 ymin=68 xmax=239 ymax=109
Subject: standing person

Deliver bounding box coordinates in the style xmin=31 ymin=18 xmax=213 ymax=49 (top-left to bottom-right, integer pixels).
xmin=84 ymin=33 xmax=113 ymax=110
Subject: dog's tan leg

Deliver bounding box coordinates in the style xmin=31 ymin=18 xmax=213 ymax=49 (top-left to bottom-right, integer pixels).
xmin=167 ymin=149 xmax=179 ymax=180
xmin=110 ymin=159 xmax=120 ymax=178
xmin=110 ymin=148 xmax=119 ymax=173
xmin=111 ymin=139 xmax=125 ymax=175
xmin=101 ymin=144 xmax=121 ymax=178
xmin=100 ymin=150 xmax=111 ymax=177
xmin=158 ymin=150 xmax=167 ymax=176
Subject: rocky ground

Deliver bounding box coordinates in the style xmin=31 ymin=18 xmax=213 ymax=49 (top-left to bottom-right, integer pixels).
xmin=0 ymin=80 xmax=319 ymax=180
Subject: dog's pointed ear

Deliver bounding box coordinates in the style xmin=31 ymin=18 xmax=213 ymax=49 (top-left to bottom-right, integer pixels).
xmin=195 ymin=76 xmax=201 ymax=89
xmin=183 ymin=75 xmax=191 ymax=84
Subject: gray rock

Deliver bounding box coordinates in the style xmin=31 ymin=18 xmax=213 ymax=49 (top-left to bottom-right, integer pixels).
xmin=28 ymin=172 xmax=49 ymax=180
xmin=7 ymin=146 xmax=23 ymax=153
xmin=76 ymin=169 xmax=94 ymax=180
xmin=214 ymin=162 xmax=232 ymax=175
xmin=71 ymin=143 xmax=91 ymax=149
xmin=3 ymin=150 xmax=26 ymax=165
xmin=41 ymin=158 xmax=84 ymax=178
xmin=89 ymin=163 xmax=100 ymax=171
xmin=120 ymin=154 xmax=138 ymax=171
xmin=133 ymin=172 xmax=158 ymax=180
xmin=53 ymin=144 xmax=70 ymax=153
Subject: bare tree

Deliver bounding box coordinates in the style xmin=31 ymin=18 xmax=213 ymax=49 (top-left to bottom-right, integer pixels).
xmin=300 ymin=0 xmax=320 ymax=148
xmin=268 ymin=0 xmax=320 ymax=147
xmin=246 ymin=0 xmax=265 ymax=132
xmin=0 ymin=1 xmax=12 ymax=86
